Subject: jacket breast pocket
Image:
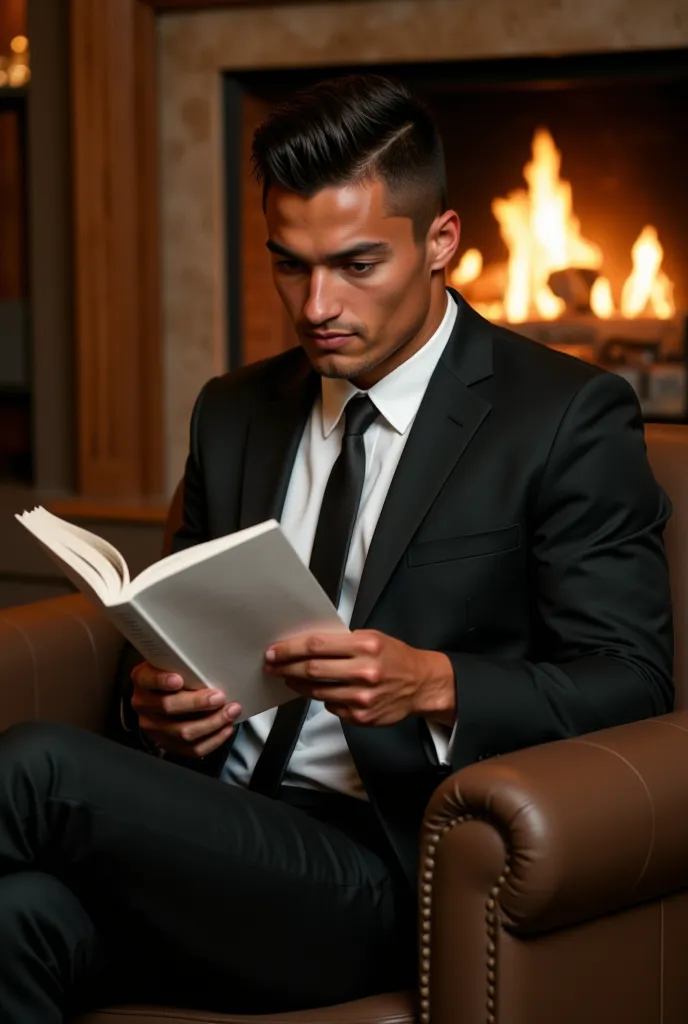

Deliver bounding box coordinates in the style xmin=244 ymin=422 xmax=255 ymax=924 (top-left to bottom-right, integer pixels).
xmin=407 ymin=524 xmax=521 ymax=567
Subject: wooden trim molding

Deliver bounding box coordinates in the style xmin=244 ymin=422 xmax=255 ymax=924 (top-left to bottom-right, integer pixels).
xmin=143 ymin=0 xmax=360 ymax=8
xmin=70 ymin=0 xmax=163 ymax=499
xmin=46 ymin=496 xmax=168 ymax=525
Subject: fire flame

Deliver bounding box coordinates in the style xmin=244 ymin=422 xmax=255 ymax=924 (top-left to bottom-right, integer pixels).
xmin=451 ymin=128 xmax=675 ymax=323
xmin=452 ymin=248 xmax=483 ymax=287
xmin=590 ymin=276 xmax=614 ymax=319
xmin=620 ymin=226 xmax=675 ymax=320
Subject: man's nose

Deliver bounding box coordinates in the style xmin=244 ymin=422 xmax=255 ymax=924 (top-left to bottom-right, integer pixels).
xmin=303 ymin=269 xmax=343 ymax=325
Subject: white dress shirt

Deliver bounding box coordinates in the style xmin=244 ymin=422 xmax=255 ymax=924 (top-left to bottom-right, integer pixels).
xmin=221 ymin=291 xmax=459 ymax=800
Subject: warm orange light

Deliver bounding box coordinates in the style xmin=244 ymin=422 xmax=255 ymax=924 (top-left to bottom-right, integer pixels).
xmin=492 ymin=128 xmax=602 ymax=323
xmin=590 ymin=276 xmax=615 ymax=319
xmin=10 ymin=36 xmax=29 ymax=55
xmin=621 ymin=226 xmax=676 ymax=320
xmin=460 ymin=128 xmax=677 ymax=325
xmin=450 ymin=248 xmax=483 ymax=288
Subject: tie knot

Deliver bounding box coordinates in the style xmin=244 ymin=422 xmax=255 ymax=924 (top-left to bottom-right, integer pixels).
xmin=343 ymin=395 xmax=378 ymax=437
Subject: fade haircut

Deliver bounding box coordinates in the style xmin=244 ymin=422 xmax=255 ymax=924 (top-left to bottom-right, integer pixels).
xmin=252 ymin=74 xmax=447 ymax=242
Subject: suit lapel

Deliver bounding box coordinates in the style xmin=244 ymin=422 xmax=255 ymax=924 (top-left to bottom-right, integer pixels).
xmin=239 ymin=354 xmax=319 ymax=529
xmin=350 ymin=294 xmax=494 ymax=629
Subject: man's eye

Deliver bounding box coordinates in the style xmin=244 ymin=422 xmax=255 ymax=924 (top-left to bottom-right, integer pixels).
xmin=347 ymin=262 xmax=375 ymax=274
xmin=276 ymin=260 xmax=304 ymax=272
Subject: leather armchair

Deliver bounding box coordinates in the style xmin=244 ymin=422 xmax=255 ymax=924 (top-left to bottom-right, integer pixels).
xmin=1 ymin=422 xmax=687 ymax=1024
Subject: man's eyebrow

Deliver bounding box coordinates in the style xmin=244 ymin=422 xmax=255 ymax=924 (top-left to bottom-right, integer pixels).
xmin=265 ymin=240 xmax=391 ymax=262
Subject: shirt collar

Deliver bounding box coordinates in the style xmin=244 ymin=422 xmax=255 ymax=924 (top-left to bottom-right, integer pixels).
xmin=320 ymin=291 xmax=457 ymax=438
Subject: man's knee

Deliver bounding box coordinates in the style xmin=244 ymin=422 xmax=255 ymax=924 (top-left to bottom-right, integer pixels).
xmin=0 ymin=872 xmax=100 ymax=991
xmin=0 ymin=871 xmax=93 ymax=940
xmin=0 ymin=719 xmax=88 ymax=768
xmin=0 ymin=871 xmax=66 ymax=921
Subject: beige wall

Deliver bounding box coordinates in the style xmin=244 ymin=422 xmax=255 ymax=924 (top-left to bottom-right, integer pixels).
xmin=158 ymin=0 xmax=688 ymax=492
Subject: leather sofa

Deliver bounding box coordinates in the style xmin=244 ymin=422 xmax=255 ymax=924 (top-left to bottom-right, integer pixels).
xmin=0 ymin=421 xmax=687 ymax=1024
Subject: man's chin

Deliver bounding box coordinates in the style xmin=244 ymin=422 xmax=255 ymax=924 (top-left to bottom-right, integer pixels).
xmin=301 ymin=346 xmax=356 ymax=380
xmin=307 ymin=353 xmax=374 ymax=381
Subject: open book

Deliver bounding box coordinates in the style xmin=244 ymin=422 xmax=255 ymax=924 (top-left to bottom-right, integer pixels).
xmin=15 ymin=507 xmax=347 ymax=720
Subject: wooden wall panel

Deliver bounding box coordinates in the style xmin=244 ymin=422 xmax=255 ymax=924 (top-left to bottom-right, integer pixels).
xmin=70 ymin=0 xmax=162 ymax=498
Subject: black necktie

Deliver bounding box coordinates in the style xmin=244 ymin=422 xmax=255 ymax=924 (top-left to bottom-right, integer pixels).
xmin=248 ymin=394 xmax=379 ymax=798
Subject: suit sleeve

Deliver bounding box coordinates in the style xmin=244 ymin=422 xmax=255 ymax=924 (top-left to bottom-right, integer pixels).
xmin=446 ymin=370 xmax=674 ymax=770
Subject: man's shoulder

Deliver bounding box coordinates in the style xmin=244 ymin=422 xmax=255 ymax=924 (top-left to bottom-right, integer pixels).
xmin=198 ymin=346 xmax=309 ymax=409
xmin=456 ymin=301 xmax=642 ymax=434
xmin=488 ymin=317 xmax=605 ymax=394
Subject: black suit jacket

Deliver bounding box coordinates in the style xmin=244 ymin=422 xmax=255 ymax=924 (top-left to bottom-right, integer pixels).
xmin=114 ymin=291 xmax=674 ymax=886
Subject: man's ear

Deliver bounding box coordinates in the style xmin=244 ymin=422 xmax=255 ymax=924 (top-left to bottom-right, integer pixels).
xmin=427 ymin=210 xmax=461 ymax=272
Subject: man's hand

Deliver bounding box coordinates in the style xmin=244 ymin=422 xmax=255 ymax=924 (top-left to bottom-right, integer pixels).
xmin=131 ymin=662 xmax=241 ymax=759
xmin=264 ymin=630 xmax=456 ymax=728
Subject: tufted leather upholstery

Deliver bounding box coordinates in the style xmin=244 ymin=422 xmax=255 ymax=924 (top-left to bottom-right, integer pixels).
xmin=0 ymin=422 xmax=687 ymax=1023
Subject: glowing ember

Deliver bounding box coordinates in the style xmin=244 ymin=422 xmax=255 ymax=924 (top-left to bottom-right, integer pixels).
xmin=451 ymin=128 xmax=676 ymax=324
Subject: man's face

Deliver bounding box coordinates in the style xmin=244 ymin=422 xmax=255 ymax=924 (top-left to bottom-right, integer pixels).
xmin=265 ymin=178 xmax=457 ymax=387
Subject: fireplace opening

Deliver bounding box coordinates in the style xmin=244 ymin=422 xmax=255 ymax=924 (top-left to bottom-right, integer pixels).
xmin=223 ymin=48 xmax=688 ymax=421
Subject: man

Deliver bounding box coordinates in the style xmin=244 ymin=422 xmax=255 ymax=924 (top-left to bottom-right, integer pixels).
xmin=0 ymin=75 xmax=673 ymax=1020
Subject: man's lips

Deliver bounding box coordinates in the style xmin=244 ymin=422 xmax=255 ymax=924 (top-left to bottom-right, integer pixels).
xmin=306 ymin=332 xmax=356 ymax=350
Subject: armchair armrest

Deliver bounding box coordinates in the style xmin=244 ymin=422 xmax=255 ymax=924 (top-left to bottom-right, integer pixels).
xmin=420 ymin=711 xmax=688 ymax=1024
xmin=0 ymin=594 xmax=125 ymax=734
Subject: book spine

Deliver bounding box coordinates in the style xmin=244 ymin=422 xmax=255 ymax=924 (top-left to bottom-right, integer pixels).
xmin=107 ymin=601 xmax=209 ymax=688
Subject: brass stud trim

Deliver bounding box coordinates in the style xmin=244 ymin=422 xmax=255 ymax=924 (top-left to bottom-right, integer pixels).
xmin=418 ymin=809 xmax=513 ymax=1023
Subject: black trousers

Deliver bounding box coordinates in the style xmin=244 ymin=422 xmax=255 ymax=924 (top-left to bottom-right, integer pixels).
xmin=0 ymin=720 xmax=415 ymax=1022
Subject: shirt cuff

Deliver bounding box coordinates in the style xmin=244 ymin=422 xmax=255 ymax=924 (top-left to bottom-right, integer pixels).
xmin=120 ymin=695 xmax=133 ymax=733
xmin=426 ymin=717 xmax=458 ymax=766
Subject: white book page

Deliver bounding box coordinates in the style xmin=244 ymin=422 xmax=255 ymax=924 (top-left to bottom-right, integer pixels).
xmin=125 ymin=519 xmax=280 ymax=600
xmin=132 ymin=525 xmax=347 ymax=718
xmin=15 ymin=508 xmax=125 ymax=601
xmin=17 ymin=522 xmax=110 ymax=604
xmin=32 ymin=508 xmax=130 ymax=588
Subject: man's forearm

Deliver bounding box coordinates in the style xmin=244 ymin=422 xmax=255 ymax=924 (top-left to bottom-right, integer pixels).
xmin=442 ymin=650 xmax=672 ymax=772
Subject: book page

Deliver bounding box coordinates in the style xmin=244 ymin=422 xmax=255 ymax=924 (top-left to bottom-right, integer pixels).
xmin=19 ymin=526 xmax=111 ymax=605
xmin=15 ymin=508 xmax=125 ymax=600
xmin=32 ymin=508 xmax=130 ymax=588
xmin=132 ymin=524 xmax=348 ymax=719
xmin=125 ymin=519 xmax=279 ymax=600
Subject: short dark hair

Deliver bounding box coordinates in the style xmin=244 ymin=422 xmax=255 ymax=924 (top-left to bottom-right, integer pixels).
xmin=252 ymin=74 xmax=447 ymax=241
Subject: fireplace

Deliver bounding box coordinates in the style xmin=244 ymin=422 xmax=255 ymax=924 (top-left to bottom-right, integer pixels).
xmin=223 ymin=47 xmax=688 ymax=422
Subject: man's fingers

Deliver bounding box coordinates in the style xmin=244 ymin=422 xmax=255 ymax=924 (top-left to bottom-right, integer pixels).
xmin=266 ymin=655 xmax=377 ymax=684
xmin=145 ymin=721 xmax=236 ymax=760
xmin=131 ymin=659 xmax=242 ymax=758
xmin=140 ymin=703 xmax=240 ymax=746
xmin=266 ymin=629 xmax=376 ymax=665
xmin=132 ymin=685 xmax=227 ymax=717
xmin=131 ymin=661 xmax=184 ymax=692
xmin=191 ymin=723 xmax=236 ymax=758
xmin=285 ymin=678 xmax=374 ymax=706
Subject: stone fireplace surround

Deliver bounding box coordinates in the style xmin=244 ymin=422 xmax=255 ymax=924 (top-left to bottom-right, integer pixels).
xmin=158 ymin=0 xmax=688 ymax=492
